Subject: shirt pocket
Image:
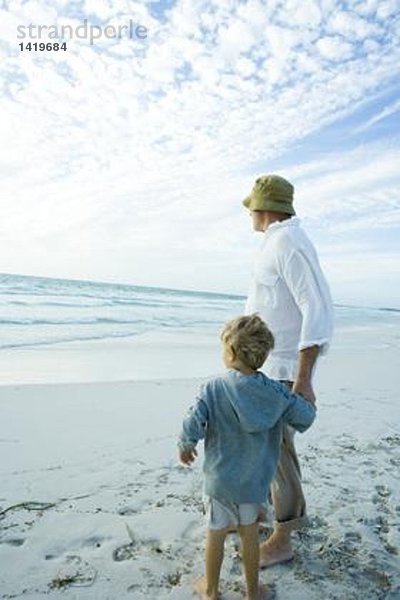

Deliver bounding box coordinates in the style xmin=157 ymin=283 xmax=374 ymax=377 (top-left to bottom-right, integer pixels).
xmin=255 ymin=273 xmax=280 ymax=310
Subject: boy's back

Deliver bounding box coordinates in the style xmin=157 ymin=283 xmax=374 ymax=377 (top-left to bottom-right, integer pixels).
xmin=179 ymin=369 xmax=315 ymax=505
xmin=178 ymin=314 xmax=316 ymax=600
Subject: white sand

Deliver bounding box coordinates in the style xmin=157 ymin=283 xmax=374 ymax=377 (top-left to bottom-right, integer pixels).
xmin=0 ymin=330 xmax=221 ymax=385
xmin=1 ymin=325 xmax=399 ymax=599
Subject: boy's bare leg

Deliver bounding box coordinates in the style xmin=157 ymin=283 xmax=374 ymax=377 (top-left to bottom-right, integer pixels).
xmin=193 ymin=527 xmax=228 ymax=600
xmin=238 ymin=522 xmax=269 ymax=600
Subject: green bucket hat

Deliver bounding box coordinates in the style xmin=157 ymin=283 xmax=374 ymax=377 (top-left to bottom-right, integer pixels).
xmin=242 ymin=174 xmax=295 ymax=215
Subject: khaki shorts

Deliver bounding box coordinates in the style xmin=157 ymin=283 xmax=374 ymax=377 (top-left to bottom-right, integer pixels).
xmin=204 ymin=495 xmax=266 ymax=530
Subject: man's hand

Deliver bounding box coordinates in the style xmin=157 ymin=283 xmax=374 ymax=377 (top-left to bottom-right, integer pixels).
xmin=294 ymin=345 xmax=320 ymax=406
xmin=179 ymin=447 xmax=198 ymax=465
xmin=292 ymin=379 xmax=316 ymax=406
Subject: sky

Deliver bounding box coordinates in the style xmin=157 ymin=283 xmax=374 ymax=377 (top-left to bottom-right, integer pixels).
xmin=0 ymin=0 xmax=399 ymax=308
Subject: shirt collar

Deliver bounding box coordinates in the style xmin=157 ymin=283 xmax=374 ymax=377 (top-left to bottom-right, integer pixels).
xmin=265 ymin=216 xmax=300 ymax=234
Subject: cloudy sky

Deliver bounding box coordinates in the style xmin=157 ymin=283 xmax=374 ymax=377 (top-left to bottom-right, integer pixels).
xmin=1 ymin=0 xmax=399 ymax=307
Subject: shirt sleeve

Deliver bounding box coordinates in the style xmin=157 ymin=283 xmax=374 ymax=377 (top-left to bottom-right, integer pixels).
xmin=178 ymin=385 xmax=209 ymax=451
xmin=280 ymin=248 xmax=333 ymax=353
xmin=282 ymin=393 xmax=316 ymax=432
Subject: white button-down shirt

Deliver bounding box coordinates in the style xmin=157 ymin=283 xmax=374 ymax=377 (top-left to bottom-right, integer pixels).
xmin=245 ymin=217 xmax=334 ymax=381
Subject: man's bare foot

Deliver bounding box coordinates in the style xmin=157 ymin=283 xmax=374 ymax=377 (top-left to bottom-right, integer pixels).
xmin=259 ymin=536 xmax=294 ymax=568
xmin=193 ymin=576 xmax=219 ymax=600
xmin=246 ymin=583 xmax=272 ymax=600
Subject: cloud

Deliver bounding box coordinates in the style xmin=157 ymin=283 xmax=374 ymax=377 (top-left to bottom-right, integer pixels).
xmin=285 ymin=140 xmax=400 ymax=225
xmin=0 ymin=0 xmax=399 ymax=305
xmin=316 ymin=36 xmax=354 ymax=60
xmin=375 ymin=0 xmax=399 ymax=20
xmin=283 ymin=0 xmax=322 ymax=28
xmin=354 ymin=98 xmax=400 ymax=132
xmin=218 ymin=18 xmax=255 ymax=61
xmin=328 ymin=10 xmax=380 ymax=39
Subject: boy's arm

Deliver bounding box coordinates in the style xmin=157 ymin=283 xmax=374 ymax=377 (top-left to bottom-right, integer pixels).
xmin=178 ymin=387 xmax=209 ymax=464
xmin=282 ymin=392 xmax=316 ymax=432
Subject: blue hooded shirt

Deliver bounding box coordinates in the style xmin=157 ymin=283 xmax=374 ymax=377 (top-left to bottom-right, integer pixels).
xmin=178 ymin=369 xmax=316 ymax=504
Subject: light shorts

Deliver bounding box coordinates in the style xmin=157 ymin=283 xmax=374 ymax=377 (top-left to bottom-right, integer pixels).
xmin=204 ymin=495 xmax=267 ymax=530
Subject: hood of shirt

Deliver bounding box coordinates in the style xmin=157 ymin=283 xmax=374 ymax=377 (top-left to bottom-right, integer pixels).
xmin=221 ymin=370 xmax=292 ymax=433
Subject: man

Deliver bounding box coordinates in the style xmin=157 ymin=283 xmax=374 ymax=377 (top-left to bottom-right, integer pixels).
xmin=243 ymin=174 xmax=333 ymax=567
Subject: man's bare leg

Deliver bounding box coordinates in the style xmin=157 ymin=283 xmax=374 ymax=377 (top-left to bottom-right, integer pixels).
xmin=193 ymin=527 xmax=227 ymax=600
xmin=259 ymin=421 xmax=305 ymax=567
xmin=259 ymin=525 xmax=294 ymax=568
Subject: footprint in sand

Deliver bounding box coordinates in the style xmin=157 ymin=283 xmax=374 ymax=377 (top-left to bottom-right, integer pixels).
xmin=117 ymin=506 xmax=139 ymax=515
xmin=371 ymin=484 xmax=399 ymax=556
xmin=81 ymin=535 xmax=105 ymax=549
xmin=372 ymin=484 xmax=391 ymax=509
xmin=49 ymin=555 xmax=97 ymax=589
xmin=112 ymin=542 xmax=137 ymax=561
xmin=1 ymin=537 xmax=26 ymax=547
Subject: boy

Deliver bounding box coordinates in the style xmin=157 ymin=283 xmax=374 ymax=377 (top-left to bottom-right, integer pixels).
xmin=178 ymin=315 xmax=316 ymax=600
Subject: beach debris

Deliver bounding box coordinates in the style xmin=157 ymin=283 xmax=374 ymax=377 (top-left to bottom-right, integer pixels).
xmin=49 ymin=555 xmax=97 ymax=589
xmin=125 ymin=522 xmax=136 ymax=543
xmin=0 ymin=501 xmax=56 ymax=520
xmin=375 ymin=484 xmax=391 ymax=498
xmin=164 ymin=570 xmax=182 ymax=586
xmin=361 ymin=564 xmax=392 ymax=589
xmin=112 ymin=543 xmax=136 ymax=562
xmin=382 ymin=434 xmax=400 ymax=447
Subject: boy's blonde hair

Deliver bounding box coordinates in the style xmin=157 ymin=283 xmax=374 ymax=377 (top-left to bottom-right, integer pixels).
xmin=221 ymin=314 xmax=274 ymax=370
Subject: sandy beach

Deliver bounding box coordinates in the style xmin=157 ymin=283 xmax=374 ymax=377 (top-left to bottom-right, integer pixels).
xmin=2 ymin=0 xmax=400 ymax=596
xmin=1 ymin=323 xmax=399 ymax=599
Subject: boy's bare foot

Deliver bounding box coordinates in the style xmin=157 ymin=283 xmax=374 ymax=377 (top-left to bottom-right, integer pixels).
xmin=246 ymin=583 xmax=272 ymax=599
xmin=193 ymin=576 xmax=219 ymax=600
xmin=259 ymin=536 xmax=294 ymax=568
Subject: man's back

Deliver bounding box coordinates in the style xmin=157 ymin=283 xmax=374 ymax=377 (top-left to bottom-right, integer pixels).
xmin=245 ymin=217 xmax=333 ymax=381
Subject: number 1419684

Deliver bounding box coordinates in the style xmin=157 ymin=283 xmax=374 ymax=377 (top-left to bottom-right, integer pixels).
xmin=19 ymin=42 xmax=67 ymax=51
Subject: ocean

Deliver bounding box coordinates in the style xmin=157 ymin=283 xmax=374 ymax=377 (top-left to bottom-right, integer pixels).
xmin=0 ymin=273 xmax=399 ymax=352
xmin=0 ymin=273 xmax=245 ymax=351
xmin=1 ymin=272 xmax=399 ymax=385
